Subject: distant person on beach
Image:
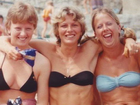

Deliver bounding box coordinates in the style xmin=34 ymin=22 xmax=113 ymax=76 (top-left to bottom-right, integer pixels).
xmin=0 ymin=4 xmax=137 ymax=105
xmin=92 ymin=0 xmax=103 ymax=10
xmin=41 ymin=1 xmax=54 ymax=39
xmin=91 ymin=7 xmax=140 ymax=105
xmin=82 ymin=0 xmax=92 ymax=14
xmin=0 ymin=14 xmax=5 ymax=36
xmin=0 ymin=1 xmax=50 ymax=105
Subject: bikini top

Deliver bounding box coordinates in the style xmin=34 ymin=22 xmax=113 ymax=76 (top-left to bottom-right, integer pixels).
xmin=0 ymin=54 xmax=37 ymax=93
xmin=96 ymin=71 xmax=140 ymax=93
xmin=49 ymin=71 xmax=94 ymax=87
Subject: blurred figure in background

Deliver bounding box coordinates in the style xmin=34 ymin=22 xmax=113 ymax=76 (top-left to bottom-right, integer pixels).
xmin=82 ymin=0 xmax=92 ymax=14
xmin=0 ymin=14 xmax=5 ymax=36
xmin=41 ymin=1 xmax=54 ymax=39
xmin=92 ymin=0 xmax=103 ymax=10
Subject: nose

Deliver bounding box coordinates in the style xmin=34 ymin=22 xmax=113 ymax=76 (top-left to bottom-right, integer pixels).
xmin=20 ymin=29 xmax=26 ymax=36
xmin=103 ymin=24 xmax=108 ymax=31
xmin=67 ymin=26 xmax=72 ymax=32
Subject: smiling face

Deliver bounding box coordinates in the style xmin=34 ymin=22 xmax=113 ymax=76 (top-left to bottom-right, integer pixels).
xmin=58 ymin=15 xmax=82 ymax=45
xmin=93 ymin=13 xmax=121 ymax=48
xmin=9 ymin=22 xmax=34 ymax=50
xmin=51 ymin=5 xmax=86 ymax=45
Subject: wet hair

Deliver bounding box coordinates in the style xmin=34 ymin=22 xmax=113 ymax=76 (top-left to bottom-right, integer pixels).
xmin=5 ymin=1 xmax=38 ymax=32
xmin=51 ymin=4 xmax=86 ymax=45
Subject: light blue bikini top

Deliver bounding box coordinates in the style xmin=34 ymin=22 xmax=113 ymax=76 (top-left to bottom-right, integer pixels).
xmin=96 ymin=71 xmax=140 ymax=92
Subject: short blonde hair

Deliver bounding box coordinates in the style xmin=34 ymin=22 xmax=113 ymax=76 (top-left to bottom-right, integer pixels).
xmin=51 ymin=4 xmax=86 ymax=45
xmin=5 ymin=1 xmax=38 ymax=32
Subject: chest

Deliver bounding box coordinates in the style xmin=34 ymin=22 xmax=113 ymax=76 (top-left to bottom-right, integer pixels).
xmin=1 ymin=59 xmax=34 ymax=89
xmin=96 ymin=55 xmax=140 ymax=76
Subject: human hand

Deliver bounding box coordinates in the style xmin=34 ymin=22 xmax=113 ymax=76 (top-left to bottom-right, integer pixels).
xmin=123 ymin=38 xmax=139 ymax=57
xmin=7 ymin=46 xmax=22 ymax=60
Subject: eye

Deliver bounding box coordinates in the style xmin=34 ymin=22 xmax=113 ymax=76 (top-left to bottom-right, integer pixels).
xmin=26 ymin=28 xmax=32 ymax=31
xmin=97 ymin=24 xmax=102 ymax=29
xmin=15 ymin=27 xmax=21 ymax=31
xmin=106 ymin=22 xmax=112 ymax=26
xmin=72 ymin=23 xmax=78 ymax=27
xmin=59 ymin=23 xmax=67 ymax=28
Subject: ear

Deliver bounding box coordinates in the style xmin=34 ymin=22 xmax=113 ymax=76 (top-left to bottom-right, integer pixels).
xmin=93 ymin=32 xmax=96 ymax=37
xmin=7 ymin=29 xmax=11 ymax=35
xmin=6 ymin=27 xmax=11 ymax=35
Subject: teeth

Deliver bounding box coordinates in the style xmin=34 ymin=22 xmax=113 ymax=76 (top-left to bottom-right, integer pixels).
xmin=66 ymin=35 xmax=74 ymax=38
xmin=19 ymin=38 xmax=26 ymax=40
xmin=104 ymin=34 xmax=111 ymax=38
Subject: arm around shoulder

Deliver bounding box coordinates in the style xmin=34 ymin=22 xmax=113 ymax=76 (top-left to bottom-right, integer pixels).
xmin=30 ymin=39 xmax=55 ymax=57
xmin=0 ymin=36 xmax=12 ymax=52
xmin=135 ymin=43 xmax=140 ymax=67
xmin=82 ymin=38 xmax=102 ymax=55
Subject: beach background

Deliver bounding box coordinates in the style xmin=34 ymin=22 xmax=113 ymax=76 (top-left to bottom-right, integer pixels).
xmin=0 ymin=0 xmax=140 ymax=42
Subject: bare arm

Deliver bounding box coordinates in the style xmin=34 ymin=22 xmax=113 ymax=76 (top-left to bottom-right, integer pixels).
xmin=81 ymin=35 xmax=137 ymax=57
xmin=0 ymin=36 xmax=55 ymax=60
xmin=136 ymin=43 xmax=140 ymax=67
xmin=123 ymin=38 xmax=138 ymax=57
xmin=29 ymin=39 xmax=55 ymax=58
xmin=0 ymin=35 xmax=138 ymax=60
xmin=35 ymin=52 xmax=51 ymax=105
xmin=0 ymin=36 xmax=22 ymax=59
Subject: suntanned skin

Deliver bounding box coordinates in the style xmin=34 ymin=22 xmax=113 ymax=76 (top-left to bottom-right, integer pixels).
xmin=94 ymin=12 xmax=140 ymax=105
xmin=0 ymin=6 xmax=137 ymax=105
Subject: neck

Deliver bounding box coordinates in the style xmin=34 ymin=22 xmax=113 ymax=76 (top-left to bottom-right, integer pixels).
xmin=102 ymin=43 xmax=124 ymax=60
xmin=58 ymin=44 xmax=79 ymax=59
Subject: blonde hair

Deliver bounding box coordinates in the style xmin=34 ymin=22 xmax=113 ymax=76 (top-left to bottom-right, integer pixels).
xmin=5 ymin=1 xmax=38 ymax=32
xmin=51 ymin=4 xmax=86 ymax=45
xmin=92 ymin=7 xmax=120 ymax=31
xmin=91 ymin=7 xmax=136 ymax=41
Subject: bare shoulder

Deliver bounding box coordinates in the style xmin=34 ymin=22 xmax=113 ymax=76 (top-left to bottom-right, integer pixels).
xmin=135 ymin=42 xmax=140 ymax=65
xmin=30 ymin=39 xmax=56 ymax=51
xmin=81 ymin=39 xmax=102 ymax=54
xmin=34 ymin=51 xmax=51 ymax=73
xmin=0 ymin=51 xmax=5 ymax=59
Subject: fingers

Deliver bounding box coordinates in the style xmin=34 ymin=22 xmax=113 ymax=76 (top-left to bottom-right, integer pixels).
xmin=7 ymin=46 xmax=23 ymax=60
xmin=123 ymin=43 xmax=139 ymax=57
xmin=129 ymin=43 xmax=139 ymax=55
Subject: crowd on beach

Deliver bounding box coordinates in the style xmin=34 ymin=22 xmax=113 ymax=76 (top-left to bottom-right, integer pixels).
xmin=0 ymin=0 xmax=140 ymax=105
